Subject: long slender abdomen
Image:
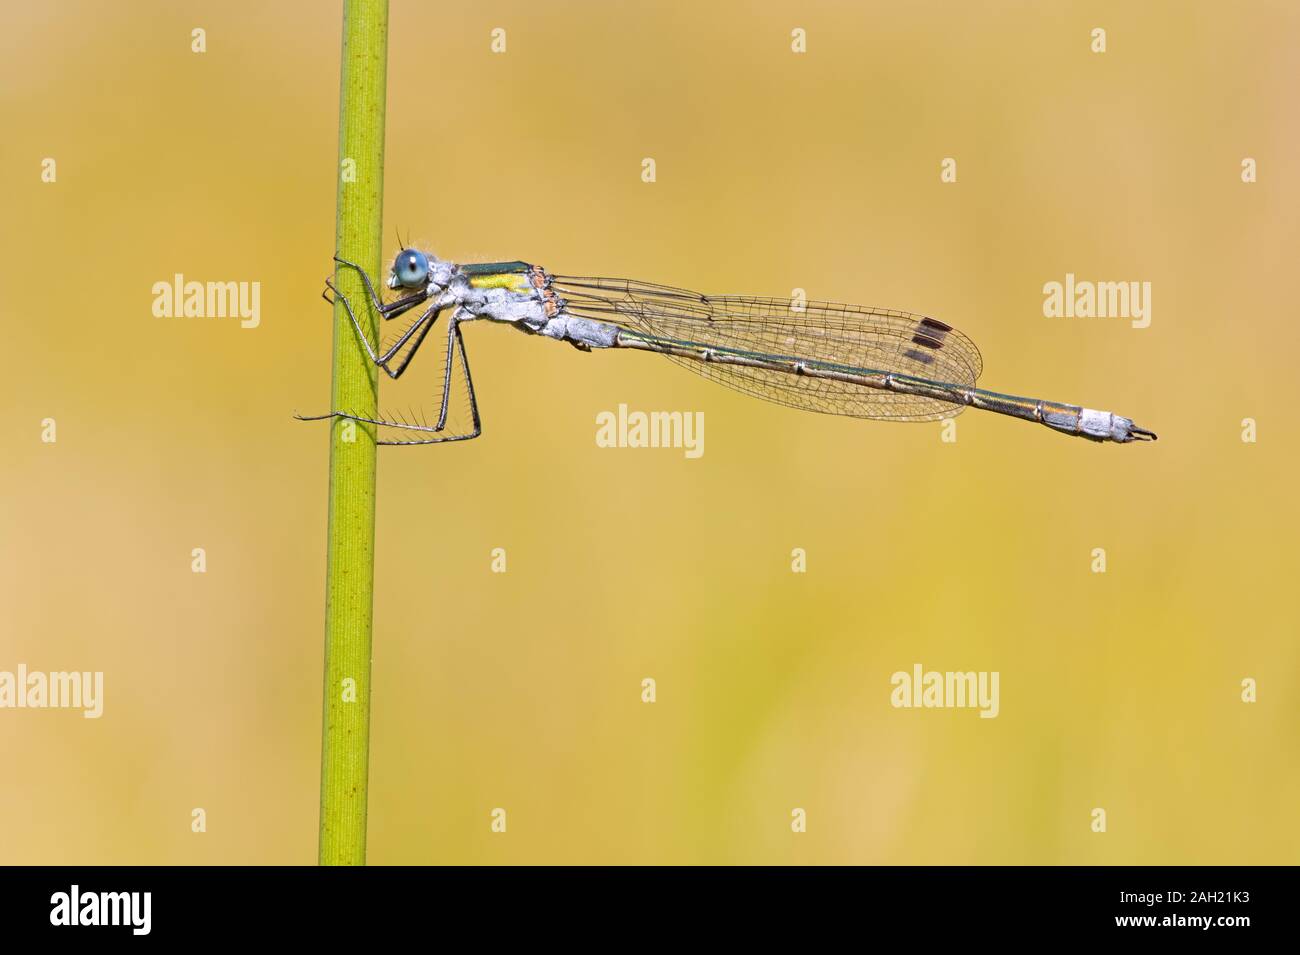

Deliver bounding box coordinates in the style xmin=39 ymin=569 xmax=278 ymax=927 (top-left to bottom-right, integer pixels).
xmin=612 ymin=330 xmax=1155 ymax=442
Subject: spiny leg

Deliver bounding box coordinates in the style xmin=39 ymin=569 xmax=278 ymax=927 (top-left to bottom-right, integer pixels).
xmin=298 ymin=286 xmax=447 ymax=429
xmin=320 ymin=252 xmax=434 ymax=368
xmin=389 ymin=309 xmax=480 ymax=441
xmin=381 ymin=306 xmax=442 ymax=379
xmin=447 ymin=317 xmax=482 ymax=438
xmin=296 ymin=312 xmax=482 ymax=445
xmin=324 ymin=277 xmax=441 ymax=376
xmin=332 ymin=255 xmax=427 ymax=320
xmin=433 ymin=308 xmax=460 ymax=430
xmin=374 ymin=319 xmax=481 ymax=445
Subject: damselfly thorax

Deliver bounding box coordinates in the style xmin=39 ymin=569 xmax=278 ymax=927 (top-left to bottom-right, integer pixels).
xmin=451 ymin=261 xmax=619 ymax=351
xmin=298 ymin=249 xmax=1157 ymax=447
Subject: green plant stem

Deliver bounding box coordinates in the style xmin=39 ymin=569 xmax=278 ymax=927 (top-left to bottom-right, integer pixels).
xmin=319 ymin=0 xmax=389 ymax=866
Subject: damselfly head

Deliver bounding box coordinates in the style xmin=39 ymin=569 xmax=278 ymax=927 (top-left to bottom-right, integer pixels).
xmin=389 ymin=248 xmax=431 ymax=290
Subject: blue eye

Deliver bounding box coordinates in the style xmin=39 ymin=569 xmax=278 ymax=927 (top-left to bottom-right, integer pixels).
xmin=393 ymin=249 xmax=429 ymax=288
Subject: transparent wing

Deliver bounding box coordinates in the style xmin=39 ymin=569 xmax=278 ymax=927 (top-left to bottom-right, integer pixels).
xmin=552 ymin=277 xmax=983 ymax=421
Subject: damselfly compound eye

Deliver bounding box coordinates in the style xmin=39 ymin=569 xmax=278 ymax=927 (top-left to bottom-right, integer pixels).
xmin=393 ymin=249 xmax=429 ymax=288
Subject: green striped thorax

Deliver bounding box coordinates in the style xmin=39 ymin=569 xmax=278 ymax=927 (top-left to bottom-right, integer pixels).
xmin=386 ymin=249 xmax=537 ymax=299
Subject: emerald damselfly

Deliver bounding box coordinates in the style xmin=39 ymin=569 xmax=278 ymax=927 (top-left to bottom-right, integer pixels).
xmin=298 ymin=249 xmax=1157 ymax=446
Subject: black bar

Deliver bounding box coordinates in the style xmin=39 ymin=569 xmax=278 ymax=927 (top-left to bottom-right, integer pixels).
xmin=0 ymin=865 xmax=1279 ymax=941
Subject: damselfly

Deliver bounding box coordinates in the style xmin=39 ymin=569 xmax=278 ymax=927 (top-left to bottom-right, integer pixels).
xmin=298 ymin=249 xmax=1157 ymax=445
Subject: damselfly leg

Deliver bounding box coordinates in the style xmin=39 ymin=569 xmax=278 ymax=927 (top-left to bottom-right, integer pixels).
xmin=332 ymin=255 xmax=426 ymax=321
xmin=324 ymin=274 xmax=441 ymax=378
xmin=296 ymin=261 xmax=484 ymax=445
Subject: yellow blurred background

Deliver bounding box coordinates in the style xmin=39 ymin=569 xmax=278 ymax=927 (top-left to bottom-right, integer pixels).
xmin=1 ymin=0 xmax=1296 ymax=864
